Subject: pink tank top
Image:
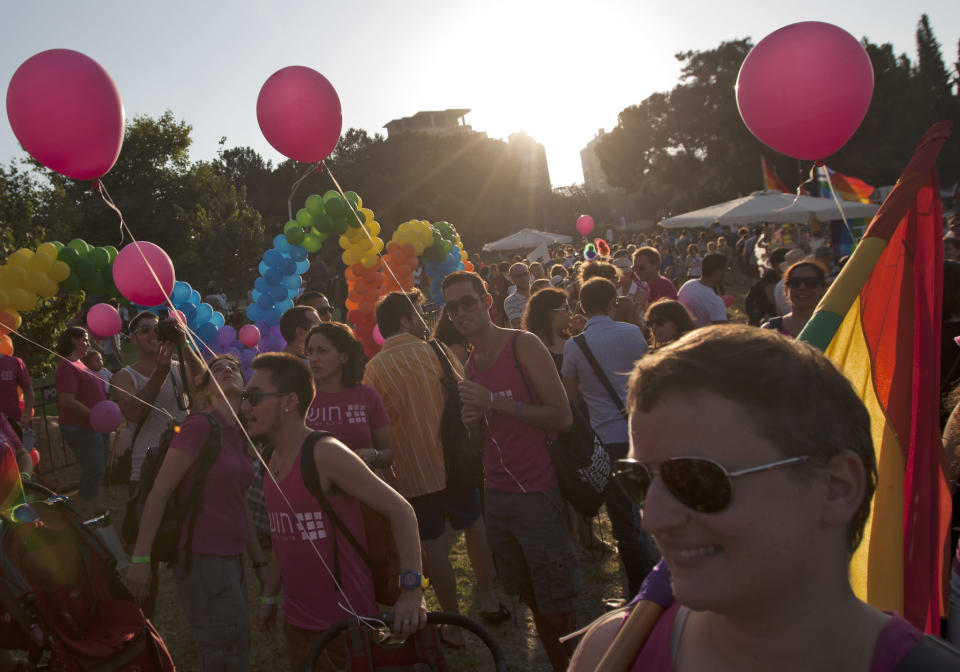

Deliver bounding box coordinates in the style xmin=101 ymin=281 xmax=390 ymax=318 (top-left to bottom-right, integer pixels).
xmin=466 ymin=331 xmax=558 ymax=493
xmin=264 ymin=449 xmax=377 ymax=631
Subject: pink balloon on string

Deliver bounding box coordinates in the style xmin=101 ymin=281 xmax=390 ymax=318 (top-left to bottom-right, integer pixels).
xmin=256 ymin=66 xmax=342 ymax=163
xmin=86 ymin=303 xmax=122 ymax=338
xmin=736 ymin=21 xmax=874 ymax=160
xmin=239 ymin=324 xmax=261 ymax=348
xmin=90 ymin=400 xmax=123 ymax=433
xmin=576 ymin=215 xmax=594 ymax=236
xmin=112 ymin=242 xmax=176 ymax=307
xmin=372 ymin=324 xmax=385 ymax=346
xmin=6 ymin=49 xmax=125 ymax=180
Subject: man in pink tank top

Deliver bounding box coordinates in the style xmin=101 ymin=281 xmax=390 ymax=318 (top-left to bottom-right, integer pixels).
xmin=244 ymin=353 xmax=427 ymax=672
xmin=442 ymin=270 xmax=580 ymax=672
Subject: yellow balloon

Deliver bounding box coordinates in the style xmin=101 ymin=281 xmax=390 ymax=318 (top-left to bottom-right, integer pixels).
xmin=0 ymin=291 xmax=8 ymax=312
xmin=8 ymin=289 xmax=30 ymax=311
xmin=7 ymin=251 xmax=31 ymax=268
xmin=37 ymin=242 xmax=59 ymax=259
xmin=19 ymin=292 xmax=37 ymax=312
xmin=360 ymin=254 xmax=378 ymax=268
xmin=367 ymin=220 xmax=381 ymax=237
xmin=338 ymin=235 xmax=352 ymax=250
xmin=37 ymin=278 xmax=58 ymax=298
xmin=27 ymin=252 xmax=53 ymax=274
xmin=373 ymin=238 xmax=385 ymax=253
xmin=342 ymin=249 xmax=357 ymax=266
xmin=412 ymin=242 xmax=425 ymax=256
xmin=26 ymin=270 xmax=48 ymax=293
xmin=49 ymin=260 xmax=70 ymax=282
xmin=0 ymin=308 xmax=20 ymax=331
xmin=360 ymin=208 xmax=374 ymax=225
xmin=5 ymin=265 xmax=28 ymax=288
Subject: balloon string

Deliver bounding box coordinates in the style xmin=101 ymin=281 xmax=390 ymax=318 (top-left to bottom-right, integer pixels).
xmin=91 ymin=181 xmax=375 ymax=624
xmin=288 ymin=162 xmax=322 ymax=222
xmin=320 ymin=161 xmax=434 ymax=339
xmin=97 ymin=180 xmax=127 ymax=248
xmin=818 ymin=164 xmax=856 ymax=242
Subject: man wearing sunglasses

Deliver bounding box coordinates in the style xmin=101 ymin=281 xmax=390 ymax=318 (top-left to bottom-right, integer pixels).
xmin=279 ymin=305 xmax=322 ymax=360
xmin=441 ymin=270 xmax=578 ymax=672
xmin=630 ymin=247 xmax=677 ymax=304
xmin=295 ymin=291 xmax=334 ymax=322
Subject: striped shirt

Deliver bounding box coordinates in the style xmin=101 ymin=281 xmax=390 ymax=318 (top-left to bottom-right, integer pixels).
xmin=362 ymin=334 xmax=461 ymax=498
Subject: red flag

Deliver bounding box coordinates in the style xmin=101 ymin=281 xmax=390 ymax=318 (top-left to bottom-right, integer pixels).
xmin=761 ymin=156 xmax=789 ymax=192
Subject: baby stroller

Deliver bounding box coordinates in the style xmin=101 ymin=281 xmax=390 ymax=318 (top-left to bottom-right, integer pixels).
xmin=306 ymin=611 xmax=507 ymax=672
xmin=0 ymin=480 xmax=174 ymax=671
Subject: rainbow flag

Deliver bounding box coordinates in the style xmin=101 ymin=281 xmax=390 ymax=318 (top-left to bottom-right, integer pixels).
xmin=761 ymin=156 xmax=789 ymax=192
xmin=798 ymin=122 xmax=952 ymax=634
xmin=817 ymin=165 xmax=875 ymax=203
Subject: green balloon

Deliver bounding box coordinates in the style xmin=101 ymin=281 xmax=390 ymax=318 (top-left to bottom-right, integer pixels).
xmin=284 ymin=220 xmax=301 ymax=234
xmin=104 ymin=245 xmax=119 ymax=262
xmin=58 ymin=247 xmax=79 ymax=264
xmin=343 ymin=191 xmax=361 ymax=207
xmin=325 ymin=197 xmax=346 ymax=217
xmin=304 ymin=194 xmax=325 ymax=215
xmin=332 ymin=218 xmax=348 ymax=236
xmin=49 ymin=241 xmax=64 ymax=251
xmin=295 ymin=208 xmax=314 ymax=227
xmin=303 ymin=233 xmax=323 ymax=253
xmin=68 ymin=238 xmax=89 ymax=257
xmin=87 ymin=274 xmax=105 ymax=297
xmin=74 ymin=258 xmax=94 ymax=279
xmin=322 ymin=190 xmax=341 ymax=202
xmin=59 ymin=274 xmax=81 ymax=292
xmin=313 ymin=213 xmax=334 ymax=234
xmin=285 ymin=228 xmax=305 ymax=245
xmin=89 ymin=247 xmax=110 ymax=269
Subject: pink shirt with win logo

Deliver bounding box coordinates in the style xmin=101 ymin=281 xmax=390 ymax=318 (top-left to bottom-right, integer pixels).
xmin=305 ymin=385 xmax=389 ymax=452
xmin=264 ymin=444 xmax=376 ymax=631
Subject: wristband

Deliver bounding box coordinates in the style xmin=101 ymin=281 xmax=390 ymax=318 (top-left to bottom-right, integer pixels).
xmin=131 ymin=555 xmax=151 ymax=564
xmin=259 ymin=596 xmax=278 ymax=605
xmin=252 ymin=560 xmax=268 ymax=569
xmin=19 ymin=472 xmax=31 ymax=481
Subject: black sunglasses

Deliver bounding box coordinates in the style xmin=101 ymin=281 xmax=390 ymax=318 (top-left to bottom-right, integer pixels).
xmin=445 ymin=294 xmax=482 ymax=316
xmin=612 ymin=455 xmax=809 ymax=513
xmin=241 ymin=388 xmax=287 ymax=407
xmin=786 ymin=276 xmax=823 ymax=289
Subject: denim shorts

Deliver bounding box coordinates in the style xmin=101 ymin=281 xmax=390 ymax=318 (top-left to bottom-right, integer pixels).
xmin=60 ymin=425 xmax=109 ymax=500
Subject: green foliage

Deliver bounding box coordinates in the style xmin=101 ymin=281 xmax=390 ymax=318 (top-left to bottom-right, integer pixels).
xmin=16 ymin=292 xmax=84 ymax=379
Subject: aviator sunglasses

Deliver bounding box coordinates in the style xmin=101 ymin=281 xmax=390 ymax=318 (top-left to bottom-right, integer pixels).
xmin=786 ymin=276 xmax=823 ymax=289
xmin=445 ymin=294 xmax=482 ymax=316
xmin=241 ymin=388 xmax=287 ymax=407
xmin=613 ymin=455 xmax=810 ymax=513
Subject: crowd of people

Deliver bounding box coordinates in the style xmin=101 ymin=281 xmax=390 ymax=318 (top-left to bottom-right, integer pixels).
xmin=2 ymin=216 xmax=960 ymax=670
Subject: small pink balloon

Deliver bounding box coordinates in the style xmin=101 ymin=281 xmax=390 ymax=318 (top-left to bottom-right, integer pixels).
xmin=372 ymin=324 xmax=385 ymax=346
xmin=239 ymin=324 xmax=261 ymax=348
xmin=6 ymin=49 xmax=125 ymax=180
xmin=170 ymin=310 xmax=187 ymax=325
xmin=576 ymin=214 xmax=595 ymax=236
xmin=112 ymin=241 xmax=176 ymax=307
xmin=89 ymin=400 xmax=122 ymax=434
xmin=722 ymin=295 xmax=736 ymax=307
xmin=257 ymin=66 xmax=342 ymax=163
xmin=736 ymin=22 xmax=874 ymax=160
xmin=86 ymin=302 xmax=122 ymax=338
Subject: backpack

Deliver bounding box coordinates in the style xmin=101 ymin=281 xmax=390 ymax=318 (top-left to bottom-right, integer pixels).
xmin=427 ymin=340 xmax=482 ymax=493
xmin=298 ymin=431 xmax=402 ymax=606
xmin=121 ymin=412 xmax=222 ymax=570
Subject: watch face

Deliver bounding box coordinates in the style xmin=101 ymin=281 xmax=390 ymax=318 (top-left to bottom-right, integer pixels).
xmin=400 ymin=571 xmax=420 ymax=588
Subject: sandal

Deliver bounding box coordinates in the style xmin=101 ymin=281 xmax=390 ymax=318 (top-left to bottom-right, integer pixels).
xmin=480 ymin=603 xmax=511 ymax=623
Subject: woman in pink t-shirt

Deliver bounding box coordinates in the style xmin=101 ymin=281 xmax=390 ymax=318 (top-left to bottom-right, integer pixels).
xmin=54 ymin=326 xmax=108 ymax=515
xmin=126 ymin=355 xmax=266 ymax=672
xmin=304 ymin=323 xmax=393 ymax=474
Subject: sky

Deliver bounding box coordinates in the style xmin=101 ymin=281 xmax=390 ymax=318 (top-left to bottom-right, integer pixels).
xmin=1 ymin=0 xmax=958 ymax=189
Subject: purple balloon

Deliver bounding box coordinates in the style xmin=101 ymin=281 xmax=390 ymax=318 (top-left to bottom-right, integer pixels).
xmin=90 ymin=400 xmax=122 ymax=433
xmin=216 ymin=324 xmax=237 ymax=346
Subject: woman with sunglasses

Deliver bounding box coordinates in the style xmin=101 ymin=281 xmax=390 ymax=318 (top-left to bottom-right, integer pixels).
xmin=643 ymin=299 xmax=696 ymax=349
xmin=570 ymin=326 xmax=960 ymax=670
xmin=126 ymin=354 xmax=266 ymax=672
xmin=521 ymin=287 xmax=571 ymax=369
xmin=761 ymin=260 xmax=827 ymax=338
xmin=303 ymin=323 xmax=393 ymax=474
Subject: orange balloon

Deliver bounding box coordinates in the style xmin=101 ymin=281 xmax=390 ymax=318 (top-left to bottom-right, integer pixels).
xmin=0 ymin=334 xmax=13 ymax=356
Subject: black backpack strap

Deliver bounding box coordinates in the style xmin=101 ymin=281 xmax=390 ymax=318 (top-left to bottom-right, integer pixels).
xmin=893 ymin=633 xmax=960 ymax=671
xmin=510 ymin=332 xmax=537 ymax=402
xmin=299 ymin=431 xmax=379 ymax=579
xmin=573 ymin=334 xmax=627 ymax=419
xmin=428 ymin=340 xmax=458 ymax=387
xmin=180 ymin=412 xmax=223 ymax=574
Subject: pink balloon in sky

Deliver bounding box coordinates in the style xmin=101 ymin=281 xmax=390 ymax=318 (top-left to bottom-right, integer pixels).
xmin=576 ymin=214 xmax=595 ymax=236
xmin=256 ymin=66 xmax=342 ymax=163
xmin=112 ymin=241 xmax=176 ymax=307
xmin=86 ymin=302 xmax=122 ymax=338
xmin=736 ymin=21 xmax=874 ymax=160
xmin=6 ymin=49 xmax=125 ymax=180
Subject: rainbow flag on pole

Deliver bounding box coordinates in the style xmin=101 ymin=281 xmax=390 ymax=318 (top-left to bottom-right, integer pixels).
xmin=798 ymin=122 xmax=952 ymax=634
xmin=817 ymin=165 xmax=875 ymax=202
xmin=761 ymin=156 xmax=789 ymax=192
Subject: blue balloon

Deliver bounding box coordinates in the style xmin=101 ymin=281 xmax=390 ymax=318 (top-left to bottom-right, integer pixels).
xmin=296 ymin=259 xmax=310 ymax=274
xmin=195 ymin=303 xmax=213 ymax=325
xmin=280 ymin=258 xmax=297 ymax=276
xmin=251 ymin=289 xmax=263 ymax=302
xmin=282 ymin=274 xmax=301 ymax=290
xmin=258 ymin=261 xmax=269 ymax=276
xmin=189 ymin=290 xmax=201 ymax=306
xmin=172 ymin=281 xmax=192 ymax=304
xmin=289 ymin=245 xmax=308 ymax=262
xmin=276 ymin=298 xmax=294 ymax=313
xmin=210 ymin=311 xmax=225 ymax=329
xmin=273 ymin=234 xmax=292 ymax=253
xmin=254 ymin=277 xmax=270 ymax=293
xmin=266 ymin=249 xmax=286 ymax=267
xmin=264 ymin=267 xmax=283 ymax=284
xmin=179 ymin=303 xmax=198 ymax=321
xmin=264 ymin=308 xmax=282 ymax=326
xmin=246 ymin=304 xmax=264 ymax=322
xmin=270 ymin=285 xmax=288 ymax=302
xmin=287 ymin=287 xmax=300 ymax=299
xmin=197 ymin=322 xmax=219 ymax=344
xmin=256 ymin=293 xmax=274 ymax=309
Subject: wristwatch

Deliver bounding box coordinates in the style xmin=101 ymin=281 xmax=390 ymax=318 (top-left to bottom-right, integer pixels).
xmin=398 ymin=570 xmax=429 ymax=591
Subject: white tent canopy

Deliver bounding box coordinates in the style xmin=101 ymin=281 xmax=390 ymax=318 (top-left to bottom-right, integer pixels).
xmin=659 ymin=190 xmax=880 ymax=229
xmin=482 ymin=228 xmax=572 ymax=251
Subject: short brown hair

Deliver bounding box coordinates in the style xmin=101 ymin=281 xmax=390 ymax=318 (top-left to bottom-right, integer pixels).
xmin=251 ymin=352 xmax=315 ymax=417
xmin=627 ymin=325 xmax=876 ymax=555
xmin=440 ymin=270 xmax=486 ymax=297
xmin=579 ymin=277 xmax=618 ymax=315
xmin=633 ymin=246 xmax=661 ymax=270
xmin=375 ymin=289 xmax=423 ymax=339
xmin=578 ymin=260 xmax=619 ymax=285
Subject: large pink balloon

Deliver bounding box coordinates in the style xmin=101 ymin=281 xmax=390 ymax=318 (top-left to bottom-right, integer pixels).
xmin=736 ymin=22 xmax=874 ymax=160
xmin=257 ymin=66 xmax=342 ymax=163
xmin=6 ymin=49 xmax=125 ymax=180
xmin=90 ymin=400 xmax=122 ymax=434
xmin=576 ymin=214 xmax=595 ymax=237
xmin=239 ymin=324 xmax=261 ymax=348
xmin=112 ymin=242 xmax=175 ymax=307
xmin=87 ymin=303 xmax=122 ymax=338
